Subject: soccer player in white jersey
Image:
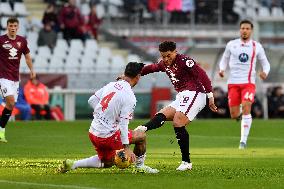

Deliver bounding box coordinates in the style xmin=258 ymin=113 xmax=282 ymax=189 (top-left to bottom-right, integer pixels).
xmin=60 ymin=62 xmax=158 ymax=173
xmin=219 ymin=20 xmax=270 ymax=149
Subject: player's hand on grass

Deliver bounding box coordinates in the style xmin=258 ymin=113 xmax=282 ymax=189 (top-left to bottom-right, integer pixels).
xmin=219 ymin=70 xmax=225 ymax=78
xmin=259 ymin=71 xmax=267 ymax=80
xmin=124 ymin=145 xmax=136 ymax=163
xmin=208 ymin=97 xmax=218 ymax=112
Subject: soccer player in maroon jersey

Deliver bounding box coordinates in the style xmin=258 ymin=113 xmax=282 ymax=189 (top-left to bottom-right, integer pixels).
xmin=135 ymin=41 xmax=218 ymax=171
xmin=0 ymin=17 xmax=36 ymax=143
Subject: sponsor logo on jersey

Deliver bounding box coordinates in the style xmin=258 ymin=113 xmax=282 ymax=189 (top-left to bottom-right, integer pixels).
xmin=239 ymin=53 xmax=249 ymax=63
xmin=2 ymin=43 xmax=12 ymax=49
xmin=8 ymin=47 xmax=18 ymax=59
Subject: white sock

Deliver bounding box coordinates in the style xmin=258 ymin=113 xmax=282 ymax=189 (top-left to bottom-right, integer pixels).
xmin=240 ymin=114 xmax=252 ymax=144
xmin=72 ymin=155 xmax=104 ymax=169
xmin=0 ymin=128 xmax=5 ymax=132
xmin=135 ymin=154 xmax=146 ymax=167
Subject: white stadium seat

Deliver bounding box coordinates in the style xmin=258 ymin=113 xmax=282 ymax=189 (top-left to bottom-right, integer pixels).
xmin=14 ymin=3 xmax=29 ymax=16
xmin=0 ymin=3 xmax=14 ymax=16
xmin=110 ymin=55 xmax=125 ymax=72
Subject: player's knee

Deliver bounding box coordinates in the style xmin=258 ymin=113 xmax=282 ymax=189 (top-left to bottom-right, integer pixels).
xmin=6 ymin=102 xmax=15 ymax=110
xmin=230 ymin=112 xmax=239 ymax=119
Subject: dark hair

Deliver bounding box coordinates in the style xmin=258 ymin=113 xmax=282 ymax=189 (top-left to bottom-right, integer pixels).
xmin=240 ymin=19 xmax=253 ymax=29
xmin=159 ymin=41 xmax=176 ymax=52
xmin=7 ymin=17 xmax=19 ymax=25
xmin=124 ymin=62 xmax=145 ymax=78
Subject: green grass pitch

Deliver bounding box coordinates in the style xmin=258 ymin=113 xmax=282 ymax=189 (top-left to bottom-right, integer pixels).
xmin=0 ymin=119 xmax=283 ymax=189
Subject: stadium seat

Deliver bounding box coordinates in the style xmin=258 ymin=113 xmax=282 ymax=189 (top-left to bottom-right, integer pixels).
xmin=80 ymin=57 xmax=95 ymax=73
xmin=127 ymin=54 xmax=141 ymax=62
xmin=49 ymin=57 xmax=65 ymax=73
xmin=0 ymin=3 xmax=14 ymax=16
xmin=33 ymin=56 xmax=49 ymax=73
xmin=70 ymin=39 xmax=84 ymax=52
xmin=271 ymin=7 xmax=284 ymax=17
xmin=65 ymin=57 xmax=80 ymax=73
xmin=20 ymin=55 xmax=28 ymax=73
xmin=95 ymin=55 xmax=110 ymax=73
xmin=258 ymin=6 xmax=270 ymax=17
xmin=81 ymin=3 xmax=91 ymax=16
xmin=98 ymin=47 xmax=112 ymax=59
xmin=37 ymin=46 xmax=52 ymax=60
xmin=110 ymin=55 xmax=125 ymax=73
xmin=14 ymin=2 xmax=29 ymax=16
xmin=95 ymin=4 xmax=105 ymax=19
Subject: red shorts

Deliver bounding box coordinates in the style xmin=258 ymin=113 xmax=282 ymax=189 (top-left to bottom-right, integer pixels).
xmin=89 ymin=130 xmax=133 ymax=162
xmin=228 ymin=83 xmax=256 ymax=107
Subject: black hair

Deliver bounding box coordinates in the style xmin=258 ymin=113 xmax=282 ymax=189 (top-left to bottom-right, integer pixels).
xmin=159 ymin=41 xmax=176 ymax=52
xmin=124 ymin=62 xmax=145 ymax=78
xmin=7 ymin=17 xmax=19 ymax=25
xmin=240 ymin=19 xmax=253 ymax=29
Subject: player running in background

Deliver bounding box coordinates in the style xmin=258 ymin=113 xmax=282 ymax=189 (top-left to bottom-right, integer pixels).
xmin=0 ymin=17 xmax=36 ymax=143
xmin=135 ymin=41 xmax=218 ymax=171
xmin=219 ymin=20 xmax=270 ymax=149
xmin=60 ymin=62 xmax=158 ymax=173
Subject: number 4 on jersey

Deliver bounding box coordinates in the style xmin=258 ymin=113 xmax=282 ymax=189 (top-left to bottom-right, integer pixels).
xmin=101 ymin=92 xmax=116 ymax=112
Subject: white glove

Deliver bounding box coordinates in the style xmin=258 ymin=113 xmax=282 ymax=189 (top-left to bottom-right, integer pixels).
xmin=134 ymin=125 xmax=147 ymax=132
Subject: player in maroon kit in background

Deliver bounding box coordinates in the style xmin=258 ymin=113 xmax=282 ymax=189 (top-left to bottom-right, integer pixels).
xmin=135 ymin=41 xmax=218 ymax=171
xmin=0 ymin=17 xmax=36 ymax=143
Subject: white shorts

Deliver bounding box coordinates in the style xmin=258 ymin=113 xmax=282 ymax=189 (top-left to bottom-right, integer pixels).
xmin=168 ymin=90 xmax=206 ymax=121
xmin=0 ymin=78 xmax=19 ymax=102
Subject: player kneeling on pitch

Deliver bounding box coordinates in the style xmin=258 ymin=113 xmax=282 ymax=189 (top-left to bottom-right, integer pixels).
xmin=60 ymin=62 xmax=158 ymax=174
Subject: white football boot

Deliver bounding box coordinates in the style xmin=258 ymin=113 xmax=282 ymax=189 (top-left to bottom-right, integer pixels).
xmin=176 ymin=161 xmax=192 ymax=171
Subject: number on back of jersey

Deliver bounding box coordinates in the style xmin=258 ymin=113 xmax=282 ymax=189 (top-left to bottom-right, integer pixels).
xmin=100 ymin=92 xmax=116 ymax=112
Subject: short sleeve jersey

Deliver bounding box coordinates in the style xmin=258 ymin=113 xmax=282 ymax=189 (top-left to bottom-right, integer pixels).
xmin=0 ymin=34 xmax=30 ymax=81
xmin=89 ymin=80 xmax=136 ymax=138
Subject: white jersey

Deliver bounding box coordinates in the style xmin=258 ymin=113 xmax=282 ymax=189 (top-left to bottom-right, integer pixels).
xmin=88 ymin=80 xmax=136 ymax=144
xmin=219 ymin=38 xmax=270 ymax=84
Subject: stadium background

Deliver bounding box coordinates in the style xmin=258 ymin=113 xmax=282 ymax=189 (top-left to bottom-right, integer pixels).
xmin=0 ymin=0 xmax=284 ymax=120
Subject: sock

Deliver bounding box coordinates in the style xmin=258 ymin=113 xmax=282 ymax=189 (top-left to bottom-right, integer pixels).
xmin=174 ymin=126 xmax=190 ymax=163
xmin=135 ymin=154 xmax=146 ymax=167
xmin=72 ymin=155 xmax=104 ymax=169
xmin=240 ymin=114 xmax=252 ymax=144
xmin=143 ymin=113 xmax=166 ymax=131
xmin=0 ymin=108 xmax=12 ymax=129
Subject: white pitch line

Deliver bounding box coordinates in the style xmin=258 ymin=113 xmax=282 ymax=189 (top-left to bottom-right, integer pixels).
xmin=0 ymin=180 xmax=100 ymax=189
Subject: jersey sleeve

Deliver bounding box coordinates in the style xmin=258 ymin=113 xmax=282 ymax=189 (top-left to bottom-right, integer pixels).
xmin=22 ymin=38 xmax=30 ymax=55
xmin=257 ymin=43 xmax=270 ymax=75
xmin=88 ymin=87 xmax=103 ymax=109
xmin=118 ymin=96 xmax=135 ymax=145
xmin=183 ymin=57 xmax=213 ymax=93
xmin=219 ymin=42 xmax=231 ymax=71
xmin=141 ymin=61 xmax=165 ymax=76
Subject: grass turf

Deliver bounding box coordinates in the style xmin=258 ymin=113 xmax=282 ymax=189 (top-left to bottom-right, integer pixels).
xmin=0 ymin=119 xmax=283 ymax=189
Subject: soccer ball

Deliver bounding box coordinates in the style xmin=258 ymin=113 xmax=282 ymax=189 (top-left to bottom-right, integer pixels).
xmin=114 ymin=149 xmax=131 ymax=169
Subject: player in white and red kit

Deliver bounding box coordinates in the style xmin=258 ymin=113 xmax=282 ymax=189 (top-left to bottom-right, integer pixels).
xmin=60 ymin=62 xmax=158 ymax=173
xmin=135 ymin=41 xmax=218 ymax=171
xmin=0 ymin=17 xmax=36 ymax=143
xmin=219 ymin=20 xmax=270 ymax=149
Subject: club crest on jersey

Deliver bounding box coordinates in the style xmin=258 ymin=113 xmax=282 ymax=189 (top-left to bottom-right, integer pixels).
xmin=2 ymin=43 xmax=12 ymax=49
xmin=17 ymin=42 xmax=21 ymax=48
xmin=239 ymin=53 xmax=249 ymax=63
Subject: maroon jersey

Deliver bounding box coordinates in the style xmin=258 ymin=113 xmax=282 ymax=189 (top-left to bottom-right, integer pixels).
xmin=0 ymin=34 xmax=30 ymax=81
xmin=142 ymin=54 xmax=212 ymax=93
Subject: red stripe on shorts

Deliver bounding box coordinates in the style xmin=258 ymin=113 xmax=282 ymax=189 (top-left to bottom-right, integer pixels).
xmin=185 ymin=92 xmax=198 ymax=115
